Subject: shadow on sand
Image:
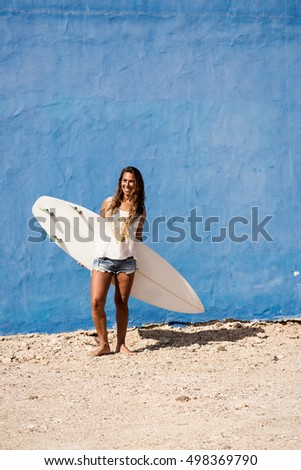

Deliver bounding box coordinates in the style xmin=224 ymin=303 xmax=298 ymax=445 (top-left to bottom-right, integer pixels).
xmin=136 ymin=319 xmax=266 ymax=352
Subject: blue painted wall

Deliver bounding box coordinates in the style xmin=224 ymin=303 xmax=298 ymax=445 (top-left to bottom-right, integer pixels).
xmin=1 ymin=1 xmax=301 ymax=334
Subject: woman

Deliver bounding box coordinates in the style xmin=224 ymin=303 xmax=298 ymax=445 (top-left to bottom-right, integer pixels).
xmin=90 ymin=166 xmax=146 ymax=356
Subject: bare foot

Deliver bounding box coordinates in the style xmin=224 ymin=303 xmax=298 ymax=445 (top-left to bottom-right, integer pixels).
xmin=90 ymin=343 xmax=111 ymax=357
xmin=116 ymin=344 xmax=136 ymax=356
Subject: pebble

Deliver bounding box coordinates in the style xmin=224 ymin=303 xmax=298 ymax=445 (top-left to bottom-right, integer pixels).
xmin=273 ymin=355 xmax=284 ymax=361
xmin=185 ymin=343 xmax=201 ymax=352
xmin=176 ymin=395 xmax=191 ymax=402
xmin=235 ymin=403 xmax=249 ymax=410
xmin=16 ymin=354 xmax=36 ymax=363
xmin=27 ymin=424 xmax=48 ymax=433
xmin=1 ymin=357 xmax=12 ymax=365
xmin=48 ymin=338 xmax=59 ymax=346
xmin=160 ymin=338 xmax=171 ymax=345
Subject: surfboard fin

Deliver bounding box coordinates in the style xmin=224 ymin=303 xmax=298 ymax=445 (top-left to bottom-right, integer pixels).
xmin=38 ymin=207 xmax=55 ymax=216
xmin=49 ymin=235 xmax=63 ymax=243
xmin=69 ymin=205 xmax=83 ymax=214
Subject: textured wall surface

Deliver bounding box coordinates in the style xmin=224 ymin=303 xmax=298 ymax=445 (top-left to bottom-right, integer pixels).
xmin=1 ymin=1 xmax=301 ymax=334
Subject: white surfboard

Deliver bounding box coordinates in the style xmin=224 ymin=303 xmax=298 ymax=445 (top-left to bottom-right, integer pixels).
xmin=32 ymin=196 xmax=204 ymax=314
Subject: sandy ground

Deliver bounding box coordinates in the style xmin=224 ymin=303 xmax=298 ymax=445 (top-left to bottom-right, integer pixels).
xmin=1 ymin=319 xmax=301 ymax=450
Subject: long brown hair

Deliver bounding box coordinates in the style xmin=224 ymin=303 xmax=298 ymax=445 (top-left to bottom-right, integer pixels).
xmin=108 ymin=166 xmax=145 ymax=226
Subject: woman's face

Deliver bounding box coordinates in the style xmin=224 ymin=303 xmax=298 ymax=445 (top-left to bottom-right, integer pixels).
xmin=121 ymin=171 xmax=136 ymax=197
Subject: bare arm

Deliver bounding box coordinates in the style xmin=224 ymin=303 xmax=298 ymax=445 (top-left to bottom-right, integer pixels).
xmin=135 ymin=211 xmax=146 ymax=242
xmin=100 ymin=198 xmax=111 ymax=218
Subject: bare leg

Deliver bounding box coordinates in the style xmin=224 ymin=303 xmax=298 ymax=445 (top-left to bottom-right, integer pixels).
xmin=114 ymin=272 xmax=135 ymax=355
xmin=90 ymin=270 xmax=113 ymax=356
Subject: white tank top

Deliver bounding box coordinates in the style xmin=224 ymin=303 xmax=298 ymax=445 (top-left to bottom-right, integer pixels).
xmin=94 ymin=198 xmax=142 ymax=260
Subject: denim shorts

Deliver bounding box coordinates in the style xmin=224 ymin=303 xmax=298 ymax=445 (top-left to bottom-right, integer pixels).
xmin=92 ymin=257 xmax=137 ymax=274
